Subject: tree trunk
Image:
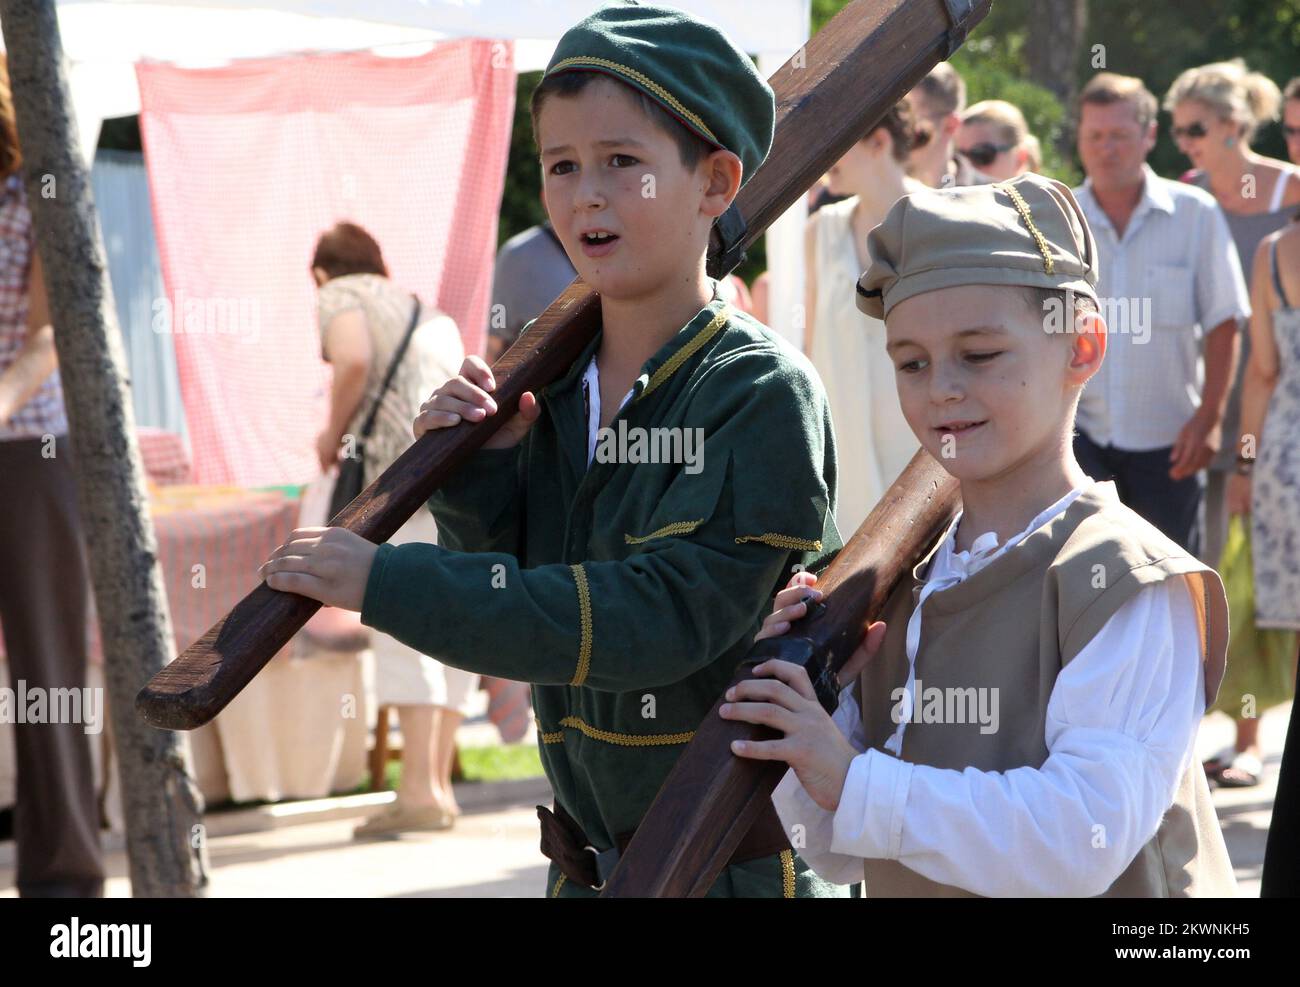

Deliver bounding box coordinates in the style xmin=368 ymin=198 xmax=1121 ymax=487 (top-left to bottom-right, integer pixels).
xmin=1027 ymin=0 xmax=1089 ymax=160
xmin=0 ymin=0 xmax=208 ymax=896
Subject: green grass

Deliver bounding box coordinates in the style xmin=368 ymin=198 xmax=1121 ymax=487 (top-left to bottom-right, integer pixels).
xmin=458 ymin=744 xmax=545 ymax=782
xmin=363 ymin=743 xmax=544 ymax=794
xmin=206 ymin=743 xmax=544 ymax=812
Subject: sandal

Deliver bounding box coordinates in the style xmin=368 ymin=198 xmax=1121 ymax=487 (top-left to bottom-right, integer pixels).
xmin=352 ymin=802 xmax=456 ymax=839
xmin=1202 ymin=746 xmax=1235 ymax=781
xmin=1215 ymin=751 xmax=1263 ymax=789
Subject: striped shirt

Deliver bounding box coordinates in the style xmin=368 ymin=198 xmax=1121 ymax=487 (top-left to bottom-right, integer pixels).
xmin=0 ymin=172 xmax=68 ymax=440
xmin=1072 ymin=165 xmax=1249 ymax=451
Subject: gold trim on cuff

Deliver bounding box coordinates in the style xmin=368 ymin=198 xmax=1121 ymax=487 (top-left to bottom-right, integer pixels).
xmin=735 ymin=533 xmax=823 ymax=552
xmin=624 ymin=519 xmax=705 ymax=544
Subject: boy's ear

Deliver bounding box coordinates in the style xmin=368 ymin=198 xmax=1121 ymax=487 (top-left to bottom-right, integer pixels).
xmin=866 ymin=127 xmax=892 ymax=156
xmin=1068 ymin=309 xmax=1107 ymax=384
xmin=700 ymin=148 xmax=743 ymax=218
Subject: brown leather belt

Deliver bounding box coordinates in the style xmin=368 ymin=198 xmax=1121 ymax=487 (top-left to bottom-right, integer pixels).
xmin=537 ymin=799 xmax=791 ymax=893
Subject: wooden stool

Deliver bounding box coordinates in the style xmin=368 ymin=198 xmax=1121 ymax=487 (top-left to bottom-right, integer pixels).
xmin=368 ymin=705 xmax=399 ymax=792
xmin=368 ymin=705 xmax=464 ymax=791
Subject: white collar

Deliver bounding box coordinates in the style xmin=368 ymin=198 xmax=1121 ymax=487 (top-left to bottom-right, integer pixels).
xmin=929 ymin=482 xmax=1092 ymax=583
xmin=1079 ymin=164 xmax=1175 ymax=221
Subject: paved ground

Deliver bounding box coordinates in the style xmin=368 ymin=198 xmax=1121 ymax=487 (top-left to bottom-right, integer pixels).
xmin=0 ymin=704 xmax=1290 ymax=897
xmin=1194 ymin=705 xmax=1288 ymax=897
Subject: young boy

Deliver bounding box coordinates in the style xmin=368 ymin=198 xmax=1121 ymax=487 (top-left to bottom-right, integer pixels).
xmin=721 ymin=172 xmax=1238 ymax=897
xmin=259 ymin=2 xmax=845 ymax=898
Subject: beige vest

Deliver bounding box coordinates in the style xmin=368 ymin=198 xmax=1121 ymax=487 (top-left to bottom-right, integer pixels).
xmin=856 ymin=481 xmax=1236 ymax=897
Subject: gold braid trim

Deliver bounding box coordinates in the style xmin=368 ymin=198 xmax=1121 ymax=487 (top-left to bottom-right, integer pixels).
xmin=548 ymin=56 xmax=719 ymax=144
xmin=551 ymin=873 xmax=567 ymax=898
xmin=780 ymin=849 xmax=796 ymax=898
xmin=624 ymin=519 xmax=705 ymax=544
xmin=569 ymin=564 xmax=593 ymax=687
xmin=535 ymin=715 xmax=564 ymax=744
xmin=999 ymin=182 xmax=1055 ymax=275
xmin=554 ymin=715 xmax=694 ymax=747
xmin=640 ymin=306 xmax=729 ymax=400
xmin=735 ymin=533 xmax=823 ymax=552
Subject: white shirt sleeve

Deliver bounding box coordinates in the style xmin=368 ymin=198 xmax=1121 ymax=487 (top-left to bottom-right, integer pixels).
xmin=826 ymin=578 xmax=1207 ymax=897
xmin=770 ymin=683 xmax=869 ymax=886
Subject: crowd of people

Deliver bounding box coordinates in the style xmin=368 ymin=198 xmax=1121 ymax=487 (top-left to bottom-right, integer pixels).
xmin=452 ymin=63 xmax=1299 ymax=880
xmin=486 ymin=57 xmax=1300 ymax=796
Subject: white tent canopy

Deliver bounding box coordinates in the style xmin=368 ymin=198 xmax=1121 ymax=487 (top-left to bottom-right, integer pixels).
xmin=5 ymin=0 xmax=811 ymax=342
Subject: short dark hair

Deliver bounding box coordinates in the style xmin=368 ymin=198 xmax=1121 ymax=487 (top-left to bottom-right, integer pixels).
xmin=311 ymin=222 xmax=388 ymax=281
xmin=1020 ymin=285 xmax=1100 ymax=335
xmin=913 ymin=62 xmax=966 ymax=117
xmin=1079 ymin=73 xmax=1158 ymax=131
xmin=530 ymin=71 xmax=716 ymax=173
xmin=867 ymin=99 xmax=932 ymax=162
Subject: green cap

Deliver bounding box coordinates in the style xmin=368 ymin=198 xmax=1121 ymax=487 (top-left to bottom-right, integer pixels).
xmin=856 ymin=173 xmax=1100 ymax=320
xmin=543 ymin=1 xmax=775 ymax=185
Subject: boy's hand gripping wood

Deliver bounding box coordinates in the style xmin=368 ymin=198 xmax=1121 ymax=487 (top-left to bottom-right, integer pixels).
xmin=600 ymin=450 xmax=960 ymax=897
xmin=137 ymin=0 xmax=991 ymax=731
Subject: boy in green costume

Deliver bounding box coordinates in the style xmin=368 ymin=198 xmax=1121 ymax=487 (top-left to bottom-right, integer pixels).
xmin=260 ymin=1 xmax=846 ymax=897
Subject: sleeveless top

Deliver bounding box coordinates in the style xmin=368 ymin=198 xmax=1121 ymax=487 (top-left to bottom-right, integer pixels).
xmin=1249 ymin=232 xmax=1300 ymax=629
xmin=808 ymin=196 xmax=917 ymax=538
xmin=1189 ymin=166 xmax=1299 ymax=470
xmin=317 ymin=273 xmax=464 ymax=486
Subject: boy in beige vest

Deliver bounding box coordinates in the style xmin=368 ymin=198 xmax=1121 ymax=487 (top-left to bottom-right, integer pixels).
xmin=720 ymin=172 xmax=1238 ymax=897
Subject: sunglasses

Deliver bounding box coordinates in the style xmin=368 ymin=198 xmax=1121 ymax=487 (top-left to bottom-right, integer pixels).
xmin=1170 ymin=122 xmax=1209 ymax=141
xmin=958 ymin=142 xmax=1015 ymax=167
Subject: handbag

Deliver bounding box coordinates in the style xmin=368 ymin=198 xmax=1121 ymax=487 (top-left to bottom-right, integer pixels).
xmin=327 ymin=293 xmax=422 ymax=520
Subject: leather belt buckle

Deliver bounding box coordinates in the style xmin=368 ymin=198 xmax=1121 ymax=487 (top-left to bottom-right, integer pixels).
xmin=584 ymin=844 xmax=621 ymax=892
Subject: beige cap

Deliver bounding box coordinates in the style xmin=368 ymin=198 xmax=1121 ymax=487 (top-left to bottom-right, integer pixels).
xmin=856 ymin=172 xmax=1099 ymax=320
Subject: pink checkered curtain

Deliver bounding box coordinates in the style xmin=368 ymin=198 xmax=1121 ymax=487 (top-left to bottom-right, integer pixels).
xmin=137 ymin=41 xmax=515 ymax=486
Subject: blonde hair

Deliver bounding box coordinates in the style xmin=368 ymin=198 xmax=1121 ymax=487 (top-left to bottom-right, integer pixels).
xmin=961 ymin=99 xmax=1029 ymax=147
xmin=1164 ymin=59 xmax=1282 ymax=143
xmin=1079 ymin=72 xmax=1158 ymax=130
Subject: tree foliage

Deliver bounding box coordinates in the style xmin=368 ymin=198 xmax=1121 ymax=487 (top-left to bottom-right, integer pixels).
xmin=496 ymin=1 xmax=1300 ymax=272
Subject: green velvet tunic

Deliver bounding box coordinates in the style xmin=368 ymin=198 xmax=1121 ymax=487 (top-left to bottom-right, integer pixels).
xmin=360 ymin=284 xmax=848 ymax=897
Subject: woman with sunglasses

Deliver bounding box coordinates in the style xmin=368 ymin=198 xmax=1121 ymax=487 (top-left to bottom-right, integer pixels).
xmin=956 ymin=100 xmax=1035 ymax=182
xmin=1167 ymin=61 xmax=1300 ymax=283
xmin=1166 ymin=60 xmax=1300 ymax=788
xmin=1166 ymin=63 xmax=1300 ymax=558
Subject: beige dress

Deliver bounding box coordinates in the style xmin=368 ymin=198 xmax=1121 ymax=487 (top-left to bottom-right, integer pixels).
xmin=809 ymin=196 xmax=917 ymax=538
xmin=317 ymin=273 xmax=477 ymax=712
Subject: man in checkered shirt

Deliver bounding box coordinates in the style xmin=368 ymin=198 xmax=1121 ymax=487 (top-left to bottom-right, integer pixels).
xmin=1072 ymin=73 xmax=1249 ymax=556
xmin=0 ymin=67 xmax=104 ymax=897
